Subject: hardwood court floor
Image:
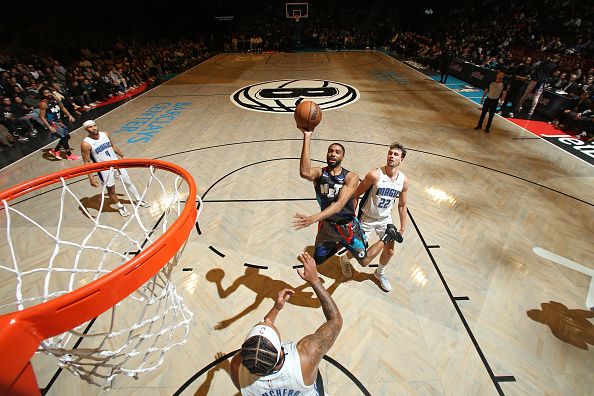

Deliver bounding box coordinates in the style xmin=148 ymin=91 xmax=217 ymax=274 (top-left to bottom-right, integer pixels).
xmin=1 ymin=51 xmax=593 ymax=395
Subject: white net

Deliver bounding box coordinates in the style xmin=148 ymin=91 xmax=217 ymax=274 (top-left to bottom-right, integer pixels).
xmin=0 ymin=165 xmax=201 ymax=389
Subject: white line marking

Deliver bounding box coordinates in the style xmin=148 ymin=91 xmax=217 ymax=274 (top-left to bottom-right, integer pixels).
xmin=533 ymin=247 xmax=594 ymax=310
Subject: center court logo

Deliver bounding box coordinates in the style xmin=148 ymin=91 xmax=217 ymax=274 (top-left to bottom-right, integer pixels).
xmin=230 ymin=79 xmax=359 ymax=113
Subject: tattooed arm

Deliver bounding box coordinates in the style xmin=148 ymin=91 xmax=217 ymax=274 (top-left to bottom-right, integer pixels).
xmin=295 ymin=252 xmax=343 ymax=385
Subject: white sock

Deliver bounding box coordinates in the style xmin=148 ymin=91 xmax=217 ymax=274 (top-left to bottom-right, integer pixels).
xmin=126 ymin=183 xmax=141 ymax=202
xmin=116 ymin=202 xmax=124 ymax=208
xmin=377 ymin=264 xmax=386 ymax=274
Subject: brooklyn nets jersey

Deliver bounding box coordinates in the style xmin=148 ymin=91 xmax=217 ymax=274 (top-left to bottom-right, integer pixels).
xmin=238 ymin=341 xmax=319 ymax=396
xmin=83 ymin=132 xmax=117 ymax=162
xmin=315 ymin=167 xmax=356 ymax=224
xmin=43 ymin=98 xmax=62 ymax=123
xmin=358 ymin=167 xmax=405 ymax=221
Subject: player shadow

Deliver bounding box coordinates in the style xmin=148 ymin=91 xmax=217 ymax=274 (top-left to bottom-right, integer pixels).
xmin=207 ymin=247 xmax=379 ymax=330
xmin=207 ymin=266 xmax=335 ymax=330
xmin=77 ymin=193 xmax=132 ymax=219
xmin=527 ymin=301 xmax=594 ymax=350
xmin=193 ymin=352 xmax=240 ymax=396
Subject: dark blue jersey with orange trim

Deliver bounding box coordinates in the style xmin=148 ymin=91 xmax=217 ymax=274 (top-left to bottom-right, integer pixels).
xmin=42 ymin=98 xmax=62 ymax=123
xmin=314 ymin=167 xmax=356 ymax=223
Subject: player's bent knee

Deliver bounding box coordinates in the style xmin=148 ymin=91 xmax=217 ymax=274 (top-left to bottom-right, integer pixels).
xmin=356 ymin=258 xmax=369 ymax=267
xmin=353 ymin=251 xmax=369 ymax=266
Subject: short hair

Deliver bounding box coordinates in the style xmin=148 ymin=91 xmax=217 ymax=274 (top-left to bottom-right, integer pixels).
xmin=241 ymin=335 xmax=278 ymax=375
xmin=329 ymin=142 xmax=345 ymax=155
xmin=389 ymin=142 xmax=406 ymax=159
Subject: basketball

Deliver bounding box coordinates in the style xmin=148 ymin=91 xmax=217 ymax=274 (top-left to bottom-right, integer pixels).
xmin=294 ymin=100 xmax=322 ymax=132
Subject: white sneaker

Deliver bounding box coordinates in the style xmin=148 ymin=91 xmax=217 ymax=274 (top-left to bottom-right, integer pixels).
xmin=117 ymin=205 xmax=130 ymax=217
xmin=374 ymin=269 xmax=392 ymax=292
xmin=339 ymin=254 xmax=353 ymax=278
xmin=136 ymin=200 xmax=150 ymax=208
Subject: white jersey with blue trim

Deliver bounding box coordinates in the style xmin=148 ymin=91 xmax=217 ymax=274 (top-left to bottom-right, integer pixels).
xmin=83 ymin=132 xmax=116 ymax=162
xmin=359 ymin=167 xmax=405 ymax=221
xmin=238 ymin=341 xmax=319 ymax=396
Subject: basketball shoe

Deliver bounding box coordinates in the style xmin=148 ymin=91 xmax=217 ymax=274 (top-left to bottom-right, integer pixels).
xmin=49 ymin=149 xmax=63 ymax=159
xmin=135 ymin=200 xmax=150 ymax=208
xmin=66 ymin=153 xmax=81 ymax=161
xmin=117 ymin=205 xmax=130 ymax=217
xmin=340 ymin=254 xmax=353 ymax=278
xmin=374 ymin=268 xmax=392 ymax=292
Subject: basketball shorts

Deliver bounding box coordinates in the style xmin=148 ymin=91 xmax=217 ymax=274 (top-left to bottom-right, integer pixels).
xmin=314 ymin=218 xmax=367 ymax=262
xmin=49 ymin=121 xmax=69 ymax=138
xmin=359 ymin=214 xmax=393 ymax=241
xmin=97 ymin=167 xmax=130 ymax=188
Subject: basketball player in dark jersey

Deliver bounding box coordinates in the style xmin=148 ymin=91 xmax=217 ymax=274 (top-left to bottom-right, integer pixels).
xmin=39 ymin=88 xmax=79 ymax=160
xmin=294 ymin=127 xmax=401 ymax=266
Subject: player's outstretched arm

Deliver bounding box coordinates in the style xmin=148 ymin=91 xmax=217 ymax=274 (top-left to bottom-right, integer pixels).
xmin=230 ymin=353 xmax=241 ymax=390
xmin=264 ymin=288 xmax=295 ymax=326
xmin=57 ymin=99 xmax=75 ymax=122
xmin=296 ymin=252 xmax=342 ymax=385
xmin=298 ymin=127 xmax=322 ymax=182
xmin=397 ymin=176 xmax=409 ymax=235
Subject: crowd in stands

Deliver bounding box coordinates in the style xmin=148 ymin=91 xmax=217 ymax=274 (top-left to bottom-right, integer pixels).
xmin=0 ymin=39 xmax=208 ymax=150
xmin=1 ymin=0 xmax=593 ymax=152
xmin=213 ymin=0 xmax=594 ymax=140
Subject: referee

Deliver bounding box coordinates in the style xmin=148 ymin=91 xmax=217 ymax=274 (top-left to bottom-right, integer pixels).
xmin=474 ymin=71 xmax=507 ymax=133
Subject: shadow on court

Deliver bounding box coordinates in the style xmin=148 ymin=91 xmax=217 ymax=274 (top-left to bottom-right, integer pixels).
xmin=193 ymin=352 xmax=240 ymax=396
xmin=78 ymin=193 xmax=131 ymax=219
xmin=527 ymin=301 xmax=594 ymax=350
xmin=206 ymin=246 xmax=379 ymax=330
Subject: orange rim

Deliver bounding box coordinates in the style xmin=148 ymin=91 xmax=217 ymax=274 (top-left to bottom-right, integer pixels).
xmin=0 ymin=159 xmax=197 ymax=394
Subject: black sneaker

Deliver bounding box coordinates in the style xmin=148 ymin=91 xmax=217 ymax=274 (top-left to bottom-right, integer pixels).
xmin=381 ymin=224 xmax=403 ymax=243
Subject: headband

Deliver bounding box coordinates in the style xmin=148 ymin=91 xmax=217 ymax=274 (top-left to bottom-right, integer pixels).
xmin=245 ymin=324 xmax=282 ymax=364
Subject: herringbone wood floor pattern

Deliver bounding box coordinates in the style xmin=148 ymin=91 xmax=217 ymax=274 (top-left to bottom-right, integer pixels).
xmin=0 ymin=52 xmax=593 ymax=395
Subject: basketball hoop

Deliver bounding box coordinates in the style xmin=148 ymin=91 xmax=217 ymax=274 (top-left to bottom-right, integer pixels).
xmin=0 ymin=159 xmax=199 ymax=394
xmin=286 ymin=2 xmax=308 ymax=22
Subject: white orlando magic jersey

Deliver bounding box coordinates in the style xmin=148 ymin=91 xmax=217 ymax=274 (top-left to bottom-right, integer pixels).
xmin=83 ymin=132 xmax=116 ymax=162
xmin=239 ymin=341 xmax=319 ymax=396
xmin=359 ymin=167 xmax=405 ymax=221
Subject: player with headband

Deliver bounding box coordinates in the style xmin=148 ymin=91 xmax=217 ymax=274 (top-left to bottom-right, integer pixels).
xmin=230 ymin=252 xmax=342 ymax=395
